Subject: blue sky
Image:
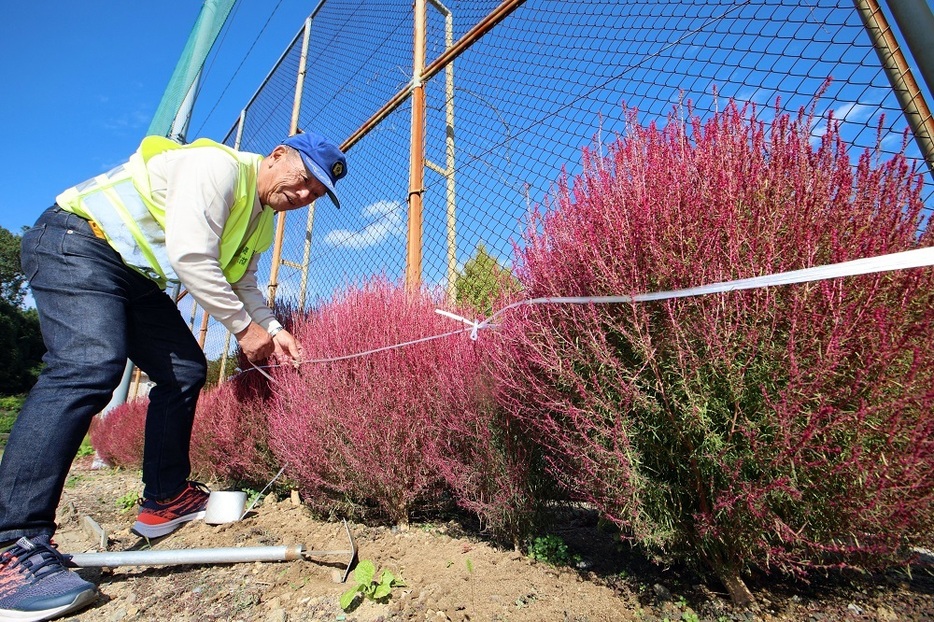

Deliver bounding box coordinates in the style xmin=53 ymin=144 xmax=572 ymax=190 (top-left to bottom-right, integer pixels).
xmin=0 ymin=0 xmax=316 ymax=234
xmin=3 ymin=0 xmax=929 ymax=286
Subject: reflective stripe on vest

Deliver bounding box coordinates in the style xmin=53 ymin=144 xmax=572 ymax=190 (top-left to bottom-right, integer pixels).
xmin=56 ymin=138 xmax=274 ymax=288
xmin=68 ymin=164 xmax=175 ymax=283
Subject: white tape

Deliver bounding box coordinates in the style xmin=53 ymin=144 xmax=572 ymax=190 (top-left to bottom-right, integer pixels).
xmin=487 ymin=246 xmax=934 ymax=320
xmin=234 ymin=246 xmax=934 ymax=376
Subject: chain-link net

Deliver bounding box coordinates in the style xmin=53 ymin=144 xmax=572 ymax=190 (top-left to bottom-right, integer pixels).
xmin=148 ymin=0 xmax=237 ymax=140
xmin=188 ymin=0 xmax=934 ymax=373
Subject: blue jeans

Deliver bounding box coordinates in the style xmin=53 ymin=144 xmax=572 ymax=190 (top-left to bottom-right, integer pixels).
xmin=0 ymin=206 xmax=207 ymax=541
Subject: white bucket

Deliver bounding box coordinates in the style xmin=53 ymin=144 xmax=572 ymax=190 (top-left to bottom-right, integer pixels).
xmin=203 ymin=491 xmax=247 ymax=525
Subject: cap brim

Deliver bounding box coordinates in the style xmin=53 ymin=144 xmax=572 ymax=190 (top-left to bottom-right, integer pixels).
xmin=298 ymin=153 xmax=340 ymax=208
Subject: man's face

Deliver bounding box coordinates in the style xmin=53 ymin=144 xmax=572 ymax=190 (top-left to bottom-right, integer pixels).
xmin=257 ymin=146 xmax=328 ymax=212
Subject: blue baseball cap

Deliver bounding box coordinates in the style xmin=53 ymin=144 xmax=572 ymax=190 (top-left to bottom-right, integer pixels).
xmin=281 ymin=131 xmax=347 ymax=208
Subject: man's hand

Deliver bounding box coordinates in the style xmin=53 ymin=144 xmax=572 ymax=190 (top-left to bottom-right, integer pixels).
xmin=272 ymin=328 xmax=304 ymax=368
xmin=235 ymin=322 xmax=275 ymax=363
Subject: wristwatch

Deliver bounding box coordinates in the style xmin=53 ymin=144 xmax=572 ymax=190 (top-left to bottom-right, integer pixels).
xmin=269 ymin=326 xmax=285 ymax=338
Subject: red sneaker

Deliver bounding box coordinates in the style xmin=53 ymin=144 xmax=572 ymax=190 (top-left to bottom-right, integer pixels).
xmin=131 ymin=482 xmax=210 ymax=538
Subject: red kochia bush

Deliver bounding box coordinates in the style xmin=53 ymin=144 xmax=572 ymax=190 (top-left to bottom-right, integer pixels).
xmin=266 ymin=278 xmax=511 ymax=530
xmin=189 ymin=380 xmax=277 ymax=486
xmin=189 ymin=300 xmax=298 ymax=483
xmin=89 ymin=398 xmax=148 ymax=469
xmin=491 ymin=100 xmax=934 ymax=604
xmin=88 ymin=381 xmax=276 ymax=488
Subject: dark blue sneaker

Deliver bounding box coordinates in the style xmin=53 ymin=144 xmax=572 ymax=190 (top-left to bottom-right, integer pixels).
xmin=0 ymin=535 xmax=97 ymax=621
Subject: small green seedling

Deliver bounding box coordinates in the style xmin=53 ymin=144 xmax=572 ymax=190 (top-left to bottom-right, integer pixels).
xmin=75 ymin=435 xmax=95 ymax=458
xmin=339 ymin=559 xmax=404 ymax=611
xmin=527 ymin=534 xmax=580 ymax=567
xmin=243 ymin=487 xmax=262 ymax=508
xmin=116 ymin=490 xmax=140 ymax=513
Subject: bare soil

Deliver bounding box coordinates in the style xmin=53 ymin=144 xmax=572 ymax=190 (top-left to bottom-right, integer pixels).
xmin=53 ymin=458 xmax=933 ymax=622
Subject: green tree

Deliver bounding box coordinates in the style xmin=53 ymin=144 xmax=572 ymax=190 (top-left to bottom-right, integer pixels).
xmin=0 ymin=226 xmax=44 ymax=394
xmin=0 ymin=226 xmax=27 ymax=308
xmin=206 ymin=355 xmax=239 ymax=387
xmin=453 ymin=243 xmax=520 ymax=317
xmin=0 ymin=301 xmax=43 ymax=394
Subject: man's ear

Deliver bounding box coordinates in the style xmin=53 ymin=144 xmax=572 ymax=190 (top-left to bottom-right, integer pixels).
xmin=268 ymin=145 xmax=289 ymax=164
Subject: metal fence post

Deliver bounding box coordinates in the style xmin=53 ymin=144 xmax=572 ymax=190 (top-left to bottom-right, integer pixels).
xmin=855 ymin=0 xmax=934 ymax=178
xmin=406 ymin=0 xmax=429 ymax=289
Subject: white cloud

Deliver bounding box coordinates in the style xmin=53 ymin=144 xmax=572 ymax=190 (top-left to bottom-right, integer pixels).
xmin=833 ymin=102 xmax=872 ymax=122
xmin=323 ymin=200 xmax=405 ymax=249
xmin=811 ymin=102 xmax=876 ymax=141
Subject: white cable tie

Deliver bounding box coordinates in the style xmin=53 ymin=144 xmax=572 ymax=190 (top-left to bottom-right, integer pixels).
xmin=434 ymin=309 xmax=488 ymax=340
xmin=471 ymin=321 xmax=489 ymax=340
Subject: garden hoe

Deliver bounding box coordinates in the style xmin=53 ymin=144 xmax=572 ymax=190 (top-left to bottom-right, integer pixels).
xmin=65 ymin=518 xmax=358 ymax=583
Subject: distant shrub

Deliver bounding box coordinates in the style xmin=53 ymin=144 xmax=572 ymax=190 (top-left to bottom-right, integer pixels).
xmin=454 ymin=242 xmax=521 ymax=317
xmin=492 ymin=101 xmax=934 ymax=604
xmin=89 ymin=398 xmax=148 ymax=469
xmin=205 ymin=355 xmax=238 ymax=387
xmin=0 ymin=395 xmax=24 ymax=436
xmin=0 ymin=303 xmax=43 ymax=394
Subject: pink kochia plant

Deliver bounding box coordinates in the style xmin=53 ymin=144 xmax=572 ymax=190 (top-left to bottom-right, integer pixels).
xmin=189 ymin=380 xmax=277 ymax=486
xmin=88 ymin=378 xmax=277 ymax=487
xmin=266 ymin=278 xmax=497 ymax=529
xmin=89 ymin=397 xmax=148 ymax=469
xmin=491 ymin=100 xmax=934 ymax=604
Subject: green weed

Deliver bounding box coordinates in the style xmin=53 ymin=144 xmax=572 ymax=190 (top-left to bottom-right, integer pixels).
xmin=0 ymin=395 xmax=25 ymax=415
xmin=241 ymin=487 xmax=263 ymax=509
xmin=75 ymin=435 xmax=95 ymax=458
xmin=116 ymin=490 xmax=139 ymax=513
xmin=527 ymin=534 xmax=580 ymax=567
xmin=64 ymin=474 xmax=85 ymax=488
xmin=340 ymin=559 xmax=404 ymax=611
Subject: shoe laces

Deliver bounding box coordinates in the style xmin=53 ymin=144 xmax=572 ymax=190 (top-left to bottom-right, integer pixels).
xmin=187 ymin=481 xmax=210 ymax=496
xmin=140 ymin=481 xmax=210 ymax=506
xmin=0 ymin=537 xmax=71 ymax=579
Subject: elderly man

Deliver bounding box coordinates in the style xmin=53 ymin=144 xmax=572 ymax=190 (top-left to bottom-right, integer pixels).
xmin=0 ymin=131 xmax=347 ymax=621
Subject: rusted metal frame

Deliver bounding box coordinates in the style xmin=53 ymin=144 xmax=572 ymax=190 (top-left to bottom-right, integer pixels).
xmin=424 ymin=0 xmax=458 ymax=302
xmin=268 ymin=16 xmax=314 ymax=304
xmin=880 ymin=0 xmax=934 ymax=102
xmin=222 ymin=0 xmax=330 ymax=141
xmin=855 ymin=0 xmax=934 ymax=179
xmin=293 ymin=19 xmax=318 ymax=309
xmin=198 ymin=312 xmax=210 ymax=348
xmin=406 ymin=0 xmax=429 ymax=288
xmin=341 ymin=0 xmax=527 ymax=152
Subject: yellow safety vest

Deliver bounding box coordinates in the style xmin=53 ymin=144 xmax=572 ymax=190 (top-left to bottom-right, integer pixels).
xmin=56 ymin=136 xmax=274 ymax=288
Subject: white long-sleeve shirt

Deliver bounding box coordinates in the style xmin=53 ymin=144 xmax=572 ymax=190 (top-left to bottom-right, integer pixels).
xmin=146 ymin=146 xmax=281 ymax=336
